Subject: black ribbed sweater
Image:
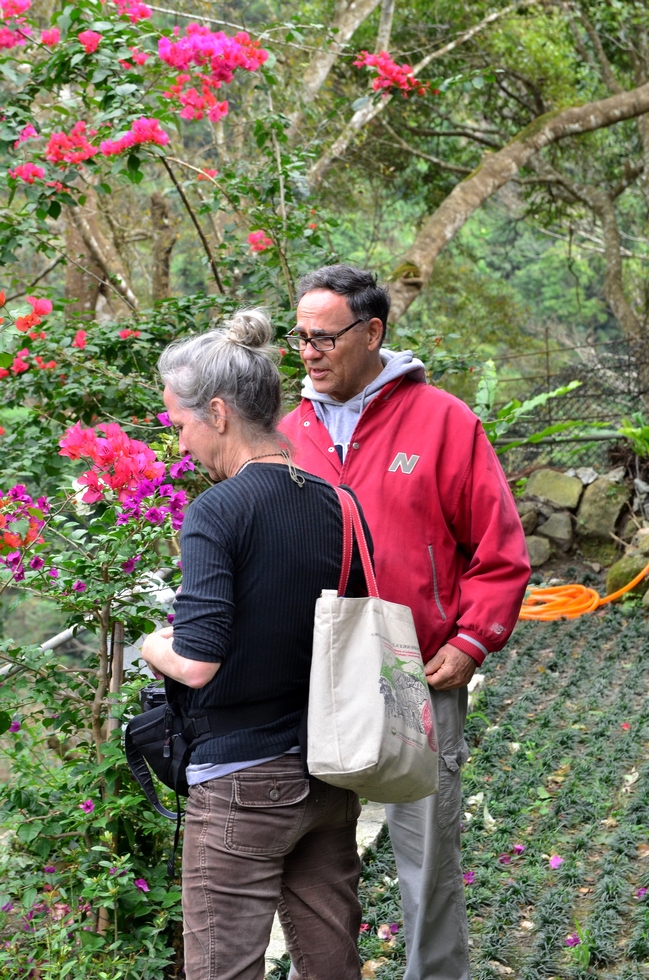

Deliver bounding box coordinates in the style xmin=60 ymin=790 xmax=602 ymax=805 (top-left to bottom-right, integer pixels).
xmin=171 ymin=463 xmax=370 ymax=764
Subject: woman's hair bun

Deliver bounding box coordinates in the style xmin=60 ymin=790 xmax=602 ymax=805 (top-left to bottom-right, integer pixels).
xmin=223 ymin=308 xmax=273 ymax=349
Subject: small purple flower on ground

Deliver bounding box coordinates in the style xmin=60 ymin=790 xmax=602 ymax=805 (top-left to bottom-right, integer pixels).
xmin=498 ymin=853 xmax=511 ymax=865
xmin=1 ymin=902 xmax=12 ymax=912
xmin=79 ymin=799 xmax=95 ymax=814
xmin=43 ymin=866 xmax=56 ymax=874
xmin=29 ymin=556 xmax=44 ymax=570
xmin=389 ymin=922 xmax=399 ymax=934
xmin=513 ymin=844 xmax=526 ymax=855
xmin=463 ymin=871 xmax=475 ymax=884
xmin=72 ymin=580 xmax=86 ymax=592
xmin=566 ymin=933 xmax=581 ymax=947
xmin=8 ymin=720 xmax=20 ymax=732
xmin=549 ymin=855 xmax=564 ymax=869
xmin=637 ymin=887 xmax=648 ymax=899
xmin=359 ymin=923 xmax=370 ymax=933
xmin=157 ymin=412 xmax=172 ymax=427
xmin=134 ymin=878 xmax=149 ymax=892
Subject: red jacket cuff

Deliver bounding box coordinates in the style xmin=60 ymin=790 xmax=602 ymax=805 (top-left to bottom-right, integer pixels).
xmin=447 ymin=632 xmax=488 ymax=666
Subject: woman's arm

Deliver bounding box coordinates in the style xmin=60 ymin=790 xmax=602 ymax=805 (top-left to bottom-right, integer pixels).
xmin=141 ymin=627 xmax=221 ymax=689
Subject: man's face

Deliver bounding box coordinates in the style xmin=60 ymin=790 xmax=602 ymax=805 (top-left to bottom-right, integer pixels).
xmin=294 ymin=289 xmax=383 ymax=402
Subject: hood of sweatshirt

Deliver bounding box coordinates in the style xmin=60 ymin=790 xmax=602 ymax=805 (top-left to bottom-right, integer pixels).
xmin=300 ymin=348 xmax=427 ymax=461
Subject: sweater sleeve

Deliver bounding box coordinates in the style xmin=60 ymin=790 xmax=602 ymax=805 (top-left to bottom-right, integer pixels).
xmin=171 ymin=498 xmax=236 ymax=663
xmin=446 ymin=425 xmax=531 ymax=665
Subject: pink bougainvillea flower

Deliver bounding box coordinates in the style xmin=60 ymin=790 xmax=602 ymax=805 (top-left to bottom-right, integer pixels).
xmin=498 ymin=853 xmax=511 ymax=865
xmin=48 ymin=568 xmax=59 ymax=578
xmin=72 ymin=329 xmax=87 ymax=349
xmin=77 ymin=30 xmax=102 ymax=53
xmin=621 ymin=722 xmax=630 ymax=730
xmin=43 ymin=865 xmax=56 ymax=874
xmin=29 ymin=555 xmax=44 ymax=570
xmin=157 ymin=411 xmax=172 ymax=427
xmin=359 ymin=923 xmax=370 ymax=933
xmin=353 ymin=49 xmax=427 ymax=96
xmin=565 ymin=933 xmax=581 ymax=947
xmin=549 ymin=855 xmax=564 ymax=869
xmin=121 ymin=555 xmax=141 ymax=574
xmin=134 ymin=878 xmax=149 ymax=892
xmin=167 ymin=612 xmax=175 ymax=623
xmin=8 ymin=162 xmax=44 ymax=183
xmin=41 ymin=27 xmax=59 ymax=45
xmin=637 ymin=887 xmax=648 ymax=900
xmin=26 ymin=296 xmax=52 ymax=316
xmin=169 ymin=454 xmax=194 ymax=479
xmin=248 ymin=230 xmax=272 ymax=252
xmin=463 ymin=871 xmax=475 ymax=885
xmin=72 ymin=580 xmax=87 ymax=592
xmin=46 ymin=121 xmax=99 ymax=166
xmin=118 ymin=328 xmax=141 ymax=339
xmin=1 ymin=901 xmax=13 ymax=912
xmin=197 ymin=167 xmax=218 ymax=180
xmin=389 ymin=923 xmax=399 ymax=934
xmin=79 ymin=799 xmax=95 ymax=813
xmin=130 ymin=46 xmax=149 ymax=64
xmin=8 ymin=719 xmax=20 ymax=732
xmin=513 ymin=844 xmax=526 ymax=855
xmin=1 ymin=0 xmax=30 ymax=15
xmin=13 ymin=123 xmax=38 ymax=147
xmin=111 ymin=0 xmax=151 ymax=22
xmin=100 ymin=117 xmax=169 ymax=155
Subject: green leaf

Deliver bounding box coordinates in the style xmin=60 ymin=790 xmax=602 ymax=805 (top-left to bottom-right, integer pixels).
xmin=22 ymin=886 xmax=38 ymax=910
xmin=537 ymin=786 xmax=550 ymax=799
xmin=127 ymin=153 xmax=141 ymax=173
xmin=48 ymin=201 xmax=62 ymax=219
xmin=0 ymin=352 xmax=13 ymax=369
xmin=0 ymin=711 xmax=10 ymax=735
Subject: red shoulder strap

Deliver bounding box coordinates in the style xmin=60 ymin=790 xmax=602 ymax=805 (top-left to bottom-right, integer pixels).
xmin=334 ymin=487 xmax=379 ymax=598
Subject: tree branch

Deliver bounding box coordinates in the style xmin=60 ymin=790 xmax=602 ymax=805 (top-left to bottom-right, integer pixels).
xmin=308 ymin=0 xmax=542 ymax=187
xmin=161 ymin=158 xmax=224 ymax=294
xmin=386 ymin=81 xmax=649 ymax=320
xmin=6 ymin=257 xmax=63 ymax=302
xmin=68 ymin=208 xmax=139 ymax=310
xmin=374 ymin=0 xmax=395 ymax=53
xmin=379 ymin=121 xmax=474 ymax=172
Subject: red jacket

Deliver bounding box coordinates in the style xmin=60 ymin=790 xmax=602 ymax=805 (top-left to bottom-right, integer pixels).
xmin=279 ymin=376 xmax=530 ymax=666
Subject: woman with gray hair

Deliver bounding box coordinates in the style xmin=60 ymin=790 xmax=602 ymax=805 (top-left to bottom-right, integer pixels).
xmin=142 ymin=309 xmax=369 ymax=980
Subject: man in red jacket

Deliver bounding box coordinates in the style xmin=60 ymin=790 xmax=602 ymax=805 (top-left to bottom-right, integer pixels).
xmin=279 ymin=265 xmax=530 ymax=980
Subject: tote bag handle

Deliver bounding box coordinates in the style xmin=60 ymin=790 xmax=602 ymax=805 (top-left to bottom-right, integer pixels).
xmin=334 ymin=486 xmax=379 ymax=598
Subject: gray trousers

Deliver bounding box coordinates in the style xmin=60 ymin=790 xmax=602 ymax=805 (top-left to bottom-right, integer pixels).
xmin=385 ymin=686 xmax=471 ymax=980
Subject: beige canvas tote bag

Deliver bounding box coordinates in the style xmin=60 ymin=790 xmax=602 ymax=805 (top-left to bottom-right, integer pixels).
xmin=307 ymin=486 xmax=439 ymax=804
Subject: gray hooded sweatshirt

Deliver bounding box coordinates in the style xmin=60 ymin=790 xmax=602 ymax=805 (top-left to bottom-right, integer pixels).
xmin=301 ymin=349 xmax=427 ymax=462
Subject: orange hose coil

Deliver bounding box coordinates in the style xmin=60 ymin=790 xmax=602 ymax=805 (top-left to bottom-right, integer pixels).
xmin=518 ymin=559 xmax=649 ymax=621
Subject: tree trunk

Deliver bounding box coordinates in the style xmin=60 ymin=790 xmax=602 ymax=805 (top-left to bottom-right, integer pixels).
xmin=64 ymin=210 xmax=102 ymax=320
xmin=386 ymin=82 xmax=649 ymax=321
xmin=150 ymin=192 xmax=176 ymax=302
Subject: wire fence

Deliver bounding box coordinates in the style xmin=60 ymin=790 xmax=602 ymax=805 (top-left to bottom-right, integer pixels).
xmin=493 ymin=333 xmax=644 ymax=475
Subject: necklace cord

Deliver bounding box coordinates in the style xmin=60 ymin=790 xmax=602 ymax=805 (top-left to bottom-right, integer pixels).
xmin=235 ymin=450 xmax=305 ymax=486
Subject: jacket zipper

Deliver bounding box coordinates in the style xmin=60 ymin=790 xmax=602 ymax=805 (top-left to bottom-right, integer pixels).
xmin=428 ymin=545 xmax=447 ymax=621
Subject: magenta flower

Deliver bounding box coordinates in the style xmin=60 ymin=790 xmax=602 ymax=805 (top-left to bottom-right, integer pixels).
xmin=637 ymin=887 xmax=648 ymax=900
xmin=359 ymin=923 xmax=370 ymax=933
xmin=513 ymin=844 xmax=526 ymax=855
xmin=389 ymin=922 xmax=399 ymax=934
xmin=170 ymin=455 xmax=194 ymax=479
xmin=48 ymin=568 xmax=59 ymax=578
xmin=1 ymin=902 xmax=13 ymax=912
xmin=72 ymin=580 xmax=86 ymax=592
xmin=566 ymin=933 xmax=581 ymax=947
xmin=8 ymin=720 xmax=20 ymax=733
xmin=144 ymin=507 xmax=165 ymax=525
xmin=43 ymin=866 xmax=56 ymax=874
xmin=121 ymin=555 xmax=141 ymax=574
xmin=134 ymin=878 xmax=149 ymax=892
xmin=498 ymin=853 xmax=511 ymax=865
xmin=157 ymin=412 xmax=172 ymax=427
xmin=549 ymin=855 xmax=563 ymax=869
xmin=29 ymin=556 xmax=44 ymax=571
xmin=79 ymin=799 xmax=95 ymax=814
xmin=463 ymin=871 xmax=475 ymax=885
xmin=167 ymin=613 xmax=175 ymax=624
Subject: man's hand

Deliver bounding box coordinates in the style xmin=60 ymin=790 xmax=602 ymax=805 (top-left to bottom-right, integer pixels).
xmin=425 ymin=644 xmax=477 ymax=691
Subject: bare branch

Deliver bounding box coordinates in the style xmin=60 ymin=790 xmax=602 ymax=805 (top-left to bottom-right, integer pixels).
xmin=374 ymin=0 xmax=395 ymax=53
xmin=68 ymin=208 xmax=138 ymax=310
xmin=386 ymin=81 xmax=649 ymax=320
xmin=6 ymin=257 xmax=63 ymax=302
xmin=379 ymin=121 xmax=474 ymax=172
xmin=161 ymin=158 xmax=225 ymax=295
xmin=575 ymin=5 xmax=623 ymax=95
xmin=403 ymin=124 xmax=503 ymax=149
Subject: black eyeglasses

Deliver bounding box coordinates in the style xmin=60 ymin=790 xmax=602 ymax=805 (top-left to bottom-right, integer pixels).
xmin=285 ymin=319 xmax=364 ymax=352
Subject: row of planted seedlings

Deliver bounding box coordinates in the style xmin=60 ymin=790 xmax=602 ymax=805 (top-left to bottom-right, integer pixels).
xmin=461 ymin=606 xmax=649 ymax=980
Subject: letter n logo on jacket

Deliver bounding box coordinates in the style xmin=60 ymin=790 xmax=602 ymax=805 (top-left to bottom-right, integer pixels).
xmin=388 ymin=452 xmax=420 ymax=474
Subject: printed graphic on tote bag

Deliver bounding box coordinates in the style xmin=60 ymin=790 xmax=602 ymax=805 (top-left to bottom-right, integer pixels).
xmin=375 ymin=635 xmax=437 ymax=752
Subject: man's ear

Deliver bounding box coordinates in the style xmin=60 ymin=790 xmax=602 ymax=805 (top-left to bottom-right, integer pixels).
xmin=367 ymin=317 xmax=384 ymax=350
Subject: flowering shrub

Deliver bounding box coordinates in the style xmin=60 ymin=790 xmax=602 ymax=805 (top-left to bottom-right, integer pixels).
xmin=353 ymin=50 xmax=427 ymax=96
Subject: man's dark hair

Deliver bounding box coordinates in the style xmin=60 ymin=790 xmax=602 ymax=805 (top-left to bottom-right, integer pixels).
xmin=296 ymin=264 xmax=391 ymax=343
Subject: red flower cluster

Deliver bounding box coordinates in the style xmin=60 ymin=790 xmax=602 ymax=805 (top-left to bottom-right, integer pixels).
xmin=353 ymin=50 xmax=427 ymax=96
xmin=99 ymin=117 xmax=169 ymax=155
xmin=41 ymin=26 xmax=59 ymax=45
xmin=13 ymin=123 xmax=38 ymax=147
xmin=0 ymin=347 xmax=55 ymax=378
xmin=14 ymin=295 xmax=52 ymax=333
xmin=46 ymin=121 xmax=99 ymax=165
xmin=197 ymin=167 xmax=218 ymax=180
xmin=158 ymin=25 xmax=267 ymax=121
xmin=109 ymin=0 xmax=151 ymax=23
xmin=0 ymin=0 xmax=30 ymax=51
xmin=248 ymin=230 xmax=272 ymax=252
xmin=118 ymin=328 xmax=141 ymax=339
xmin=8 ymin=162 xmax=44 ymax=183
xmin=77 ymin=29 xmax=102 ymax=54
xmin=59 ymin=421 xmax=166 ymax=503
xmin=72 ymin=329 xmax=87 ymax=349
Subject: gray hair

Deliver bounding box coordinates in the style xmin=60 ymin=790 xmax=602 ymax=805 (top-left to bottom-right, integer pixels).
xmin=158 ymin=308 xmax=282 ymax=436
xmin=296 ymin=264 xmax=391 ymax=342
